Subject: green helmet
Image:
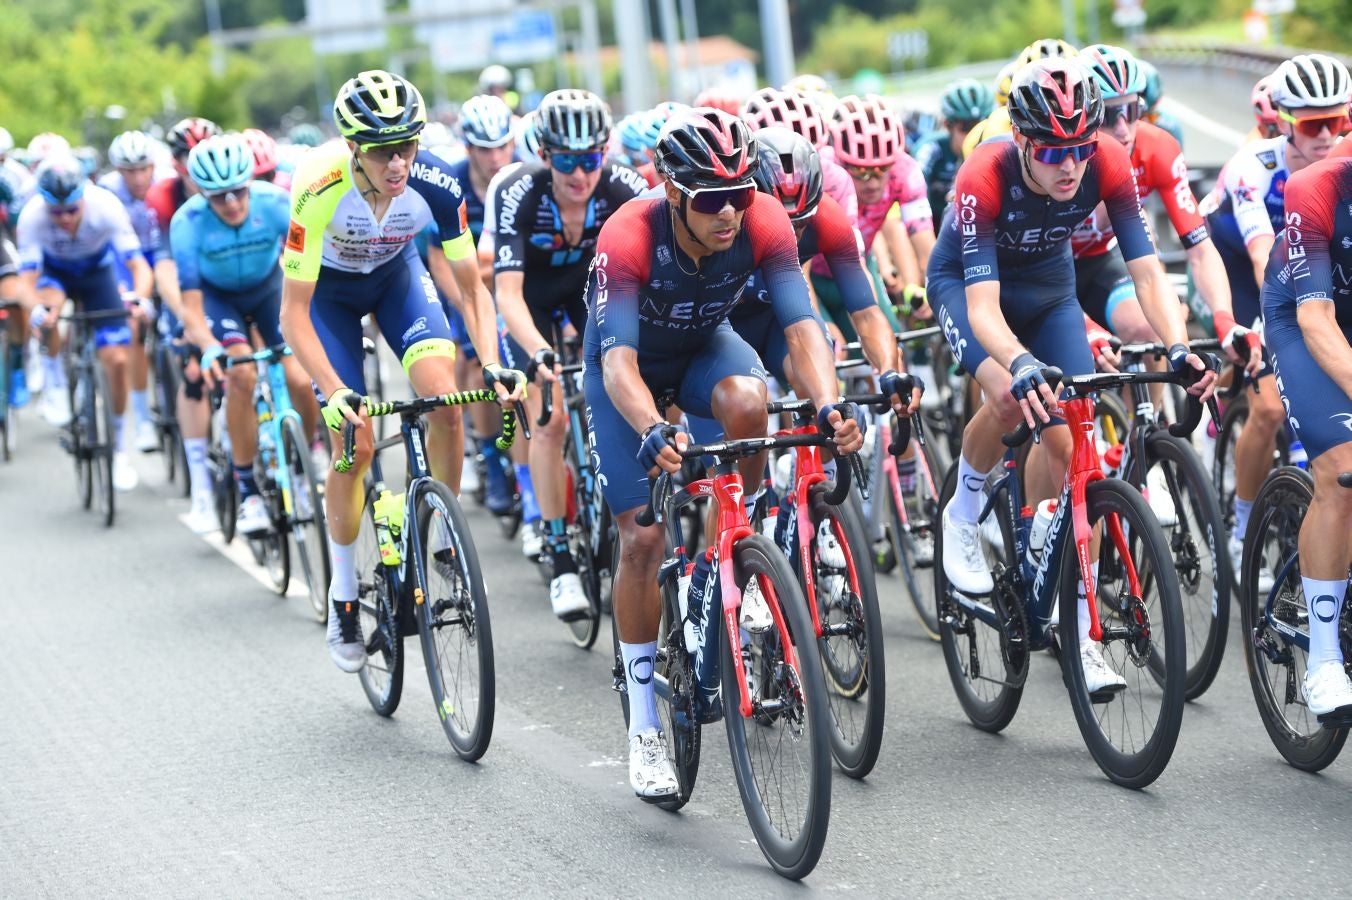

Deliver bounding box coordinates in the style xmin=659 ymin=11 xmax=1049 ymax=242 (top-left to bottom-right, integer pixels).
xmin=288 ymin=123 xmax=324 ymax=147
xmin=1079 ymin=44 xmax=1146 ymax=101
xmin=1138 ymin=60 xmax=1163 ymax=112
xmin=940 ymin=78 xmax=995 ymax=123
xmin=332 ymin=70 xmax=427 ymax=146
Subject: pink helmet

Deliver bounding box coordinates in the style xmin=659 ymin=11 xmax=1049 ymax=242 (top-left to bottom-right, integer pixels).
xmin=242 ymin=128 xmax=279 ymax=178
xmin=693 ymin=88 xmax=743 ymax=118
xmin=741 ymin=88 xmax=830 ymax=149
xmin=829 ymin=95 xmax=902 ymax=168
xmin=1251 ymin=75 xmax=1280 ymax=129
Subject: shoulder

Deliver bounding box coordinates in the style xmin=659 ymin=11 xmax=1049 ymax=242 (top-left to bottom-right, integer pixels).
xmin=1134 ymin=121 xmax=1182 ymax=161
xmin=602 ymin=161 xmax=650 ymax=197
xmin=407 ymin=150 xmax=464 ymax=201
xmin=1331 ymin=138 xmax=1352 ymax=160
xmin=16 ymin=194 xmax=45 ymax=225
xmin=1227 ymin=137 xmax=1284 ymax=179
xmin=172 ymin=195 xmax=207 ymax=225
xmin=96 ymin=171 xmax=123 ymax=193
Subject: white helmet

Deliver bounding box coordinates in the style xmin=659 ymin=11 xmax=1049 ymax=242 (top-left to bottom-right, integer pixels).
xmin=0 ymin=127 xmax=12 ymax=155
xmin=108 ymin=130 xmax=156 ymax=168
xmin=1271 ymin=54 xmax=1351 ymax=109
xmin=27 ymin=132 xmax=71 ymax=167
xmin=478 ymin=64 xmax=512 ymax=92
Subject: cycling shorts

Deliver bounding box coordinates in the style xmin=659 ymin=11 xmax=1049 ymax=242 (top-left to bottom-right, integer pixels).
xmin=500 ymin=277 xmax=588 ymax=375
xmin=1266 ymin=304 xmax=1352 ymax=462
xmin=443 ymin=301 xmax=477 ymax=360
xmin=203 ymin=267 xmax=284 ymax=350
xmin=1074 ymin=251 xmax=1135 ymax=330
xmin=43 ymin=263 xmax=131 ymax=347
xmin=584 ymin=322 xmax=768 ymax=515
xmin=310 ymin=243 xmax=455 ymax=395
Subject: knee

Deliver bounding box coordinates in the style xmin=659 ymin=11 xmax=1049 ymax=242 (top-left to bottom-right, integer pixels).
xmin=618 ymin=518 xmax=666 ymax=566
xmin=1248 ymin=385 xmax=1286 ymax=430
xmin=713 ymin=376 xmax=768 ymax=438
xmin=984 ymin=390 xmax=1025 ymax=431
xmin=226 ymin=364 xmax=255 ymax=397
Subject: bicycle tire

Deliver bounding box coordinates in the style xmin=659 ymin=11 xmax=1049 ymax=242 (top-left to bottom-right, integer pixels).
xmin=92 ymin=363 xmax=116 ymax=528
xmin=69 ymin=372 xmax=93 ymax=510
xmin=414 ymin=480 xmax=495 ymax=761
xmin=1094 ymin=390 xmax=1130 ymax=454
xmin=563 ymin=451 xmax=601 ymax=649
xmin=1059 ymin=478 xmax=1186 ymax=789
xmin=934 ymin=466 xmax=1025 ymax=732
xmin=209 ymin=406 xmax=237 ymax=544
xmin=889 ymin=428 xmax=944 ymax=641
xmin=356 ymin=481 xmax=404 ymax=716
xmin=154 ymin=344 xmax=182 ymax=486
xmin=258 ymin=471 xmax=291 ymax=596
xmin=281 ymin=417 xmax=331 ymax=623
xmin=722 ymin=534 xmax=831 ymax=881
xmin=1134 ymin=432 xmax=1232 ymax=700
xmin=0 ymin=326 xmax=11 ymax=463
xmin=1239 ymin=467 xmax=1348 ymax=771
xmin=804 ymin=494 xmax=886 ymax=779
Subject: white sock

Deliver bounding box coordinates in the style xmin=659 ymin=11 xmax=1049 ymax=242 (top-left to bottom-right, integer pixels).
xmin=743 ymin=486 xmax=764 ymax=523
xmin=620 ymin=640 xmax=660 ymax=738
xmin=43 ymin=354 xmax=65 ymax=389
xmin=1234 ymin=497 xmax=1254 ymax=538
xmin=1302 ymin=577 xmax=1347 ymax=671
xmin=115 ymin=414 xmax=129 ymax=453
xmin=184 ymin=438 xmax=211 ymax=498
xmin=1078 ymin=572 xmax=1097 ymax=645
xmin=131 ymin=389 xmax=150 ymax=424
xmin=329 ymin=537 xmax=358 ymax=602
xmin=951 ymin=455 xmax=987 ymax=525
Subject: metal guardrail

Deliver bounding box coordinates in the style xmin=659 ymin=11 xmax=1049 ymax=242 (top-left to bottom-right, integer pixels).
xmin=1137 ymin=37 xmax=1351 ymax=75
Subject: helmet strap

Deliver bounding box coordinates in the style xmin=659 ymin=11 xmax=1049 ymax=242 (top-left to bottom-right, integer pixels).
xmin=351 ymin=147 xmax=380 ymax=197
xmin=1019 ymin=141 xmax=1056 ymax=197
xmin=672 ymin=194 xmax=711 ymax=254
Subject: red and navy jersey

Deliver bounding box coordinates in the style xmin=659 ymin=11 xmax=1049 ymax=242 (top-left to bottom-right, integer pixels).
xmin=1264 ymin=158 xmax=1352 ymax=323
xmin=738 ymin=193 xmax=872 ymax=320
xmin=1073 ymin=122 xmax=1209 ymax=258
xmin=584 ymin=192 xmax=816 ymax=358
xmin=930 ymin=137 xmax=1154 ymax=287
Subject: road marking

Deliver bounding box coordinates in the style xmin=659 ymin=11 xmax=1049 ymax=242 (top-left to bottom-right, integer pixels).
xmin=175 ymin=504 xmax=311 ymax=599
xmin=1160 ymin=97 xmax=1249 ymax=149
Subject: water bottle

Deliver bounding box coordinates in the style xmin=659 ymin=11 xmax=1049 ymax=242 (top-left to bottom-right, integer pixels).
xmin=372 ymin=489 xmax=403 ymax=566
xmin=1028 ymin=499 xmax=1058 ymax=561
xmin=1289 ymin=439 xmax=1308 ymax=470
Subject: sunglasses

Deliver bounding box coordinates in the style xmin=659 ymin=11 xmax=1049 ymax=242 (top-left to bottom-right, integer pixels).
xmin=206 ymin=190 xmax=246 ymax=206
xmin=549 ymin=151 xmax=603 ymax=174
xmin=1030 ymin=140 xmax=1099 ymax=165
xmin=845 ymin=163 xmax=890 ymax=183
xmin=49 ymin=204 xmax=81 ymax=216
xmin=677 ymin=184 xmax=756 ymax=214
xmin=1102 ymin=100 xmax=1144 ymax=127
xmin=359 ymin=140 xmax=419 ymax=163
xmin=1278 ymin=109 xmax=1352 ymax=138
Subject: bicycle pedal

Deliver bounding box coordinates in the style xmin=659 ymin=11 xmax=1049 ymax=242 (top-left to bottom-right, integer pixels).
xmin=1316 ymin=706 xmax=1352 ymax=730
xmin=557 ymin=608 xmax=592 ymax=624
xmin=1089 ymin=685 xmax=1126 ymax=704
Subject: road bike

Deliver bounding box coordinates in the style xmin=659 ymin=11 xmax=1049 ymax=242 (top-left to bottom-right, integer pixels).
xmin=59 ymin=308 xmax=128 ymax=527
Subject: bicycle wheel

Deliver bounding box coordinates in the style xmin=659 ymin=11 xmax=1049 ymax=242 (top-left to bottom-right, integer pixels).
xmin=934 ymin=466 xmax=1026 ymax=732
xmin=281 ymin=417 xmax=331 ymax=623
xmin=722 ymin=534 xmax=831 ymax=881
xmin=154 ymin=345 xmax=181 ymax=485
xmin=564 ymin=452 xmax=601 ymax=649
xmin=414 ymin=480 xmax=495 ymax=761
xmin=1094 ymin=390 xmax=1130 ymax=455
xmin=1137 ymin=432 xmax=1232 ymax=700
xmin=208 ymin=410 xmax=237 ymax=544
xmin=92 ymin=363 xmax=116 ymax=528
xmin=804 ymin=495 xmax=885 ymax=779
xmin=889 ymin=427 xmax=944 ymax=640
xmin=69 ymin=372 xmax=93 ymax=509
xmin=356 ymin=481 xmax=403 ymax=716
xmin=1060 ymin=478 xmax=1185 ymax=788
xmin=258 ymin=474 xmax=291 ymax=595
xmin=0 ymin=327 xmax=11 ymax=463
xmin=1240 ymin=467 xmax=1348 ymax=771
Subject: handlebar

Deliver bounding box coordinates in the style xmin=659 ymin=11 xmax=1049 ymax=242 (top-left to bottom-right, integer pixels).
xmin=221 ymin=343 xmax=292 ymax=369
xmin=337 ymin=391 xmax=528 ymax=474
xmin=1184 ymin=336 xmax=1256 ymax=399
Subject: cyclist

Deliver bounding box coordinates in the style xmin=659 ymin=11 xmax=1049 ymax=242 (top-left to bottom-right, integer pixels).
xmin=440 ymin=93 xmax=519 ymax=516
xmin=16 ymin=155 xmax=153 ymax=491
xmin=932 ymin=60 xmax=1215 ymax=692
xmin=1260 ymin=153 xmax=1352 ymax=715
xmin=962 ymin=39 xmax=1078 ymax=161
xmin=172 ymin=134 xmax=316 ymax=535
xmin=0 ymin=128 xmax=31 ymax=407
xmin=278 ymin=70 xmax=523 ymax=673
xmin=492 ymin=88 xmax=648 ymax=618
xmin=1202 ymin=54 xmax=1351 ymax=576
xmin=1072 ymin=45 xmax=1257 ymax=367
xmin=25 ymin=133 xmax=71 ymax=171
xmin=740 ymin=86 xmax=858 ymax=223
xmin=1250 ymin=74 xmax=1282 ymax=142
xmin=583 ymin=108 xmax=863 ymax=799
xmin=913 ymin=78 xmax=996 ymax=226
xmin=101 ymin=130 xmax=167 ymax=454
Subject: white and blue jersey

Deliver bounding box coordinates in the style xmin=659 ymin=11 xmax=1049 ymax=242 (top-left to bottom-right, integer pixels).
xmin=16 ymin=184 xmax=143 ymax=277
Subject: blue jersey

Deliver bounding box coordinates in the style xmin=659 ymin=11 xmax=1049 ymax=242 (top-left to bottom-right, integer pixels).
xmin=445 ymin=158 xmax=486 ymax=244
xmin=170 ymin=182 xmax=291 ymax=293
xmin=97 ymin=170 xmax=162 ymax=262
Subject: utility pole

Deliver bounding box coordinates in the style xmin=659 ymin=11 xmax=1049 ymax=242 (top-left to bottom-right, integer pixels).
xmin=759 ymin=0 xmax=795 ymax=88
xmin=613 ymin=0 xmax=653 ymax=112
xmin=679 ymin=0 xmax=703 ymax=96
xmin=656 ymin=0 xmax=683 ymax=101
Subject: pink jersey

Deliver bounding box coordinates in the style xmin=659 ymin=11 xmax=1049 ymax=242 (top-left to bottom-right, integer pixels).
xmin=819 ymin=152 xmax=858 ymax=227
xmin=812 ymin=148 xmax=931 ymax=278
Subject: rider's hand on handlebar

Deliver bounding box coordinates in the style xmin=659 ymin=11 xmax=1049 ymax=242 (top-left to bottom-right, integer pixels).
xmin=637 ymin=422 xmax=688 ymax=477
xmin=482 ymin=363 xmax=527 ymax=403
xmin=880 ymin=369 xmax=923 ymax=417
xmin=322 ymin=387 xmax=363 ymax=432
xmin=1167 ymin=343 xmax=1219 ymax=401
xmin=817 ymin=402 xmax=865 ymax=455
xmin=525 ymin=348 xmax=559 ymax=385
xmin=1085 ymin=325 xmax=1120 ymax=373
xmin=1008 ymin=352 xmax=1059 ymax=428
xmin=1213 ymin=310 xmax=1262 ymax=380
xmin=200 ymin=343 xmax=227 ymax=390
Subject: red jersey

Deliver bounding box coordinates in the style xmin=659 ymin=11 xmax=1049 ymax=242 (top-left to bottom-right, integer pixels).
xmin=1072 ymin=122 xmax=1208 ymax=258
xmin=145 ymin=175 xmax=190 ymax=252
xmin=1330 ymin=138 xmax=1352 ymax=160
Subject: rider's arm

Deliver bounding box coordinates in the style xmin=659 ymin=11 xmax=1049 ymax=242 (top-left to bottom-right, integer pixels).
xmin=592 ymin=210 xmax=664 ymax=432
xmin=154 ymin=259 xmax=184 ymax=318
xmin=602 ymin=345 xmax=665 ymax=434
xmin=447 ymin=250 xmax=503 ymax=369
xmin=178 ymin=289 xmax=215 ymax=350
xmin=126 ymin=254 xmax=153 ymax=300
xmin=168 ymin=205 xmax=215 ymax=347
xmin=1297 ymin=301 xmax=1352 ymax=398
xmin=951 ymin=152 xmax=1024 ymax=368
xmin=878 ymin=217 xmax=921 ymax=290
xmin=1287 ymin=161 xmax=1352 ymax=395
xmin=895 ymin=160 xmax=936 ymax=270
xmin=494 ymin=271 xmax=549 ymax=358
xmin=279 ymin=276 xmax=344 ymax=399
xmin=1246 ymin=234 xmax=1276 ymax=289
xmin=817 ymin=195 xmax=901 ymax=373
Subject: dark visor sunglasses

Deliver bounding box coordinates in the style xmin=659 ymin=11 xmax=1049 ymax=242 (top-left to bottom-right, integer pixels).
xmin=1102 ymin=100 xmax=1144 ymax=127
xmin=550 ymin=151 xmax=603 ymax=174
xmin=684 ymin=185 xmax=756 ymax=214
xmin=1030 ymin=140 xmax=1098 ymax=165
xmin=1278 ymin=109 xmax=1352 ymax=138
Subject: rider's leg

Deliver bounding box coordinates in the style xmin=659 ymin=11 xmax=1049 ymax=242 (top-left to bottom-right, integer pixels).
xmin=223 ymin=343 xmax=259 ymax=490
xmin=405 ymin=348 xmax=464 ymax=492
xmin=1233 ymin=374 xmax=1283 ymax=535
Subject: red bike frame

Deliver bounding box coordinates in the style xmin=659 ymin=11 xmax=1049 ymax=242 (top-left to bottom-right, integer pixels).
xmin=1064 ymin=395 xmax=1144 ymax=641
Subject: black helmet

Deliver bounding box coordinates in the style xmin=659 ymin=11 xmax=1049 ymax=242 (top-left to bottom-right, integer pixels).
xmin=536 ymin=89 xmax=612 ymax=152
xmin=36 ymin=155 xmax=87 ymax=205
xmin=1008 ymin=59 xmax=1104 ymax=146
xmin=166 ymin=117 xmax=221 ymax=158
xmin=750 ymin=127 xmax=822 ymax=222
xmin=655 ymin=108 xmax=759 ymax=190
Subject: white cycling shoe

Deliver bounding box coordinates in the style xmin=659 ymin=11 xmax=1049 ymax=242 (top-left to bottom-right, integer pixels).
xmin=135 ymin=419 xmax=160 ymax=453
xmin=629 ymin=729 xmax=679 ymax=801
xmin=521 ymin=524 xmax=544 ymax=560
xmin=815 ymin=518 xmax=847 ymax=568
xmin=1080 ymin=641 xmax=1127 ymax=693
xmin=185 ymin=492 xmax=219 ymax=535
xmin=1304 ymin=662 xmax=1352 ymax=717
xmin=237 ymin=494 xmax=271 ymax=535
xmin=112 ymin=452 xmax=139 ymax=492
xmin=326 ymin=595 xmax=367 ymax=673
xmin=41 ymin=389 xmax=72 ymax=428
xmin=1229 ymin=533 xmax=1274 ymax=596
xmin=549 ymin=572 xmax=590 ymax=619
xmin=1145 ymin=466 xmax=1176 ymax=527
xmin=942 ymin=507 xmax=993 ymax=595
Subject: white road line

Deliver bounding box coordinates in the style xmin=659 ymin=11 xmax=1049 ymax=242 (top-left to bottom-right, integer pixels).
xmin=175 ymin=503 xmax=310 ymax=599
xmin=1160 ymin=96 xmax=1249 ymax=149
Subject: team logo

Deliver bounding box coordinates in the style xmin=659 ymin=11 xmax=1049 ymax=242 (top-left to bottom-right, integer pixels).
xmin=285 ymin=221 xmax=305 ymax=253
xmin=1257 ymin=150 xmax=1278 ymax=171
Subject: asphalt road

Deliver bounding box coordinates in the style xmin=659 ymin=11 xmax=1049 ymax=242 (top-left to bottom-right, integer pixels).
xmin=4 ymin=396 xmax=1351 ymax=898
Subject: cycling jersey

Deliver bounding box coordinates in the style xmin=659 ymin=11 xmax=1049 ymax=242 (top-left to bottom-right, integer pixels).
xmin=169 ymin=182 xmax=290 ymax=293
xmin=1147 ymin=111 xmax=1185 ymax=150
xmin=0 ymin=158 xmax=34 ymax=237
xmin=430 ymin=155 xmax=487 ymax=243
xmin=1072 ymin=122 xmax=1209 ymax=258
xmin=282 ymin=143 xmax=474 ymax=280
xmin=1263 ymin=157 xmax=1352 ymax=460
xmin=1205 ymin=135 xmax=1292 ymax=327
xmin=810 ymin=149 xmax=929 ymax=283
xmin=912 ymin=129 xmax=960 ymax=226
xmin=97 ymin=170 xmax=162 ymax=262
xmin=145 ymin=176 xmax=190 ymax=251
xmin=1330 ymin=138 xmax=1352 ymax=160
xmin=15 ymin=184 xmax=143 ymax=276
xmin=815 ymin=147 xmax=859 ymax=226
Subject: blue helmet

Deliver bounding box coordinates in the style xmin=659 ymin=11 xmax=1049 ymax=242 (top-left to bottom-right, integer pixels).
xmin=187 ymin=134 xmax=254 ymax=194
xmin=618 ymin=110 xmax=663 ymax=154
xmin=460 ymin=94 xmax=514 ymax=148
xmin=36 ymin=155 xmax=87 ymax=205
xmin=1079 ymin=44 xmax=1146 ymax=101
